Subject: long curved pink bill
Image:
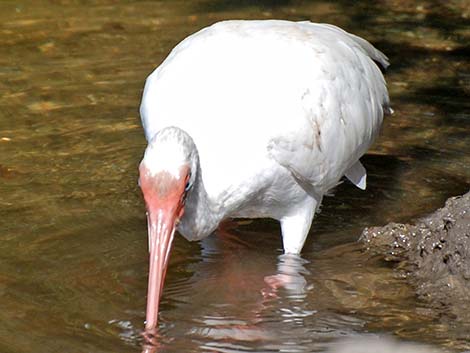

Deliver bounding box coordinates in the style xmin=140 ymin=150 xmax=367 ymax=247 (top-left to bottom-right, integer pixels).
xmin=145 ymin=209 xmax=176 ymax=333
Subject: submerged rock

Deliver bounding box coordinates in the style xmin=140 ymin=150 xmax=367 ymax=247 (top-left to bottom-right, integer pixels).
xmin=360 ymin=191 xmax=470 ymax=322
xmin=328 ymin=335 xmax=443 ymax=353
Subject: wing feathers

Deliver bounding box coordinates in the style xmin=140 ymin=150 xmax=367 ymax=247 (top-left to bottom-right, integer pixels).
xmin=345 ymin=160 xmax=367 ymax=190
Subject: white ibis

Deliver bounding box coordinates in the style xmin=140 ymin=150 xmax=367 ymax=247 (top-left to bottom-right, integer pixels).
xmin=138 ymin=20 xmax=391 ymax=332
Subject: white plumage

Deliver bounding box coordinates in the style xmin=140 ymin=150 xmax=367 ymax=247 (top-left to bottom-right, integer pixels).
xmin=140 ymin=19 xmax=390 ymax=252
xmin=139 ymin=20 xmax=391 ymax=331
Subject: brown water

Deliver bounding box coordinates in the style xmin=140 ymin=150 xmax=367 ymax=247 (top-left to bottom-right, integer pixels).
xmin=0 ymin=1 xmax=469 ymax=352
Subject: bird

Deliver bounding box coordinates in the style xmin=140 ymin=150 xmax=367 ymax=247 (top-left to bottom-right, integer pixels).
xmin=138 ymin=19 xmax=391 ymax=333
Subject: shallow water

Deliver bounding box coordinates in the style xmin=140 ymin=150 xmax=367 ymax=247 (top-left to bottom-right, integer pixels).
xmin=0 ymin=1 xmax=469 ymax=352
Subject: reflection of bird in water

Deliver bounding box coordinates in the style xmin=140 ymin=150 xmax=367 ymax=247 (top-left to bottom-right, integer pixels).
xmin=141 ymin=231 xmax=313 ymax=353
xmin=137 ymin=19 xmax=391 ymax=340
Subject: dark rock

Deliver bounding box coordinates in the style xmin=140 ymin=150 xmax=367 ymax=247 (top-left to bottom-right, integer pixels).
xmin=360 ymin=191 xmax=470 ymax=322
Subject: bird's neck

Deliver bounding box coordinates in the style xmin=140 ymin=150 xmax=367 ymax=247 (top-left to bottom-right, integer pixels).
xmin=177 ymin=162 xmax=224 ymax=241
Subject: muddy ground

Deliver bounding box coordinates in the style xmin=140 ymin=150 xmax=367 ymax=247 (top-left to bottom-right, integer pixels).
xmin=360 ymin=191 xmax=470 ymax=324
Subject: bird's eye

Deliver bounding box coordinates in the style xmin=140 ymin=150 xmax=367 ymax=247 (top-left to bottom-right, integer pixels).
xmin=184 ymin=172 xmax=192 ymax=191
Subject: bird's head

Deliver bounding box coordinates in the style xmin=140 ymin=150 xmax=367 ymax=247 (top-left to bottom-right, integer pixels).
xmin=138 ymin=127 xmax=197 ymax=333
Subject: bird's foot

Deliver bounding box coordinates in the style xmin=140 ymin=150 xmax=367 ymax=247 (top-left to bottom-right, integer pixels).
xmin=262 ymin=272 xmax=308 ymax=298
xmin=262 ymin=254 xmax=310 ymax=298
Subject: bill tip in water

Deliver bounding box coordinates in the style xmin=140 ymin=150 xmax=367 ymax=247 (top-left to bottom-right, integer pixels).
xmin=141 ymin=327 xmax=161 ymax=351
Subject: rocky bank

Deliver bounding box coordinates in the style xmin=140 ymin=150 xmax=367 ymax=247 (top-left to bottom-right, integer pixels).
xmin=360 ymin=191 xmax=470 ymax=323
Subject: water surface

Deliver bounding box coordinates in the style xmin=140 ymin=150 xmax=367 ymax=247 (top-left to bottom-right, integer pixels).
xmin=0 ymin=1 xmax=469 ymax=352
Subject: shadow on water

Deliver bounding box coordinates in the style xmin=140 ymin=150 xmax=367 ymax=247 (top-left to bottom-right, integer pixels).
xmin=198 ymin=0 xmax=293 ymax=12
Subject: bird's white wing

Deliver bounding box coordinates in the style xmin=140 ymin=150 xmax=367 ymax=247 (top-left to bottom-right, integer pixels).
xmin=140 ymin=20 xmax=390 ymax=195
xmin=345 ymin=161 xmax=367 ymax=190
xmin=266 ymin=21 xmax=390 ymax=193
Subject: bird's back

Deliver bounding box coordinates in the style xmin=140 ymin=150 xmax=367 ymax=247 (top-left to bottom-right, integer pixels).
xmin=140 ymin=20 xmax=390 ymax=196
